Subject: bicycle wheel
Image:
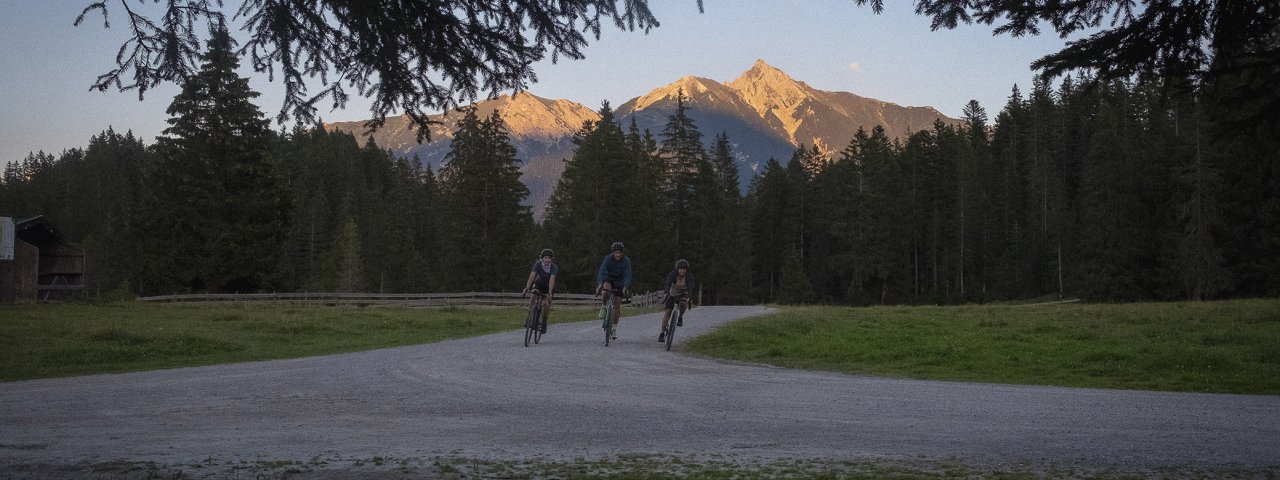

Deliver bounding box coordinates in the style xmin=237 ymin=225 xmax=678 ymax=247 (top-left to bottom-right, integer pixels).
xmin=533 ymin=306 xmax=545 ymax=344
xmin=523 ymin=303 xmax=538 ymax=347
xmin=665 ymin=312 xmax=677 ymax=351
xmin=602 ymin=293 xmax=614 ymax=347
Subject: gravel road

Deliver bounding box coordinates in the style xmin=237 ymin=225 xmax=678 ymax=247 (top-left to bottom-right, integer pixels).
xmin=2 ymin=306 xmax=1278 ymax=477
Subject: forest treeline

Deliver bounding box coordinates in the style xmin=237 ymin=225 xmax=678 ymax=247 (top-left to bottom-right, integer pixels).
xmin=2 ymin=32 xmax=1276 ymax=304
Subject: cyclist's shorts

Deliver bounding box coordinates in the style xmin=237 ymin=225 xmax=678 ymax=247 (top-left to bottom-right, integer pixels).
xmin=532 ymin=282 xmax=550 ymax=294
xmin=664 ymin=294 xmax=689 ymax=310
xmin=601 ymin=280 xmax=625 ymax=293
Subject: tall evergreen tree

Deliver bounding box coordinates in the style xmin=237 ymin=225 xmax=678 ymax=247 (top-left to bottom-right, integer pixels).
xmin=79 ymin=129 xmax=147 ymax=293
xmin=989 ymin=85 xmax=1031 ymax=297
xmin=746 ymin=156 xmax=801 ymax=303
xmin=1074 ymin=81 xmax=1149 ymax=300
xmin=138 ymin=27 xmax=288 ymax=294
xmin=546 ymin=104 xmax=666 ymax=292
xmin=657 ymin=89 xmax=708 ymax=261
xmin=1026 ymin=78 xmax=1069 ymax=298
xmin=703 ymin=132 xmax=749 ymax=303
xmin=961 ymin=101 xmax=997 ymax=299
xmin=438 ymin=108 xmax=534 ymax=291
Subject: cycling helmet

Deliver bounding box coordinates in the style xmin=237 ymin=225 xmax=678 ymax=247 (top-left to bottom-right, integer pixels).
xmin=610 ymin=241 xmax=625 ymax=252
xmin=675 ymin=259 xmax=689 ymax=269
xmin=540 ymin=248 xmax=554 ymax=258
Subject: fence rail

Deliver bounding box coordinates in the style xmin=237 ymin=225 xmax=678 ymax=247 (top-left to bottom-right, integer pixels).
xmin=138 ymin=290 xmax=664 ymax=308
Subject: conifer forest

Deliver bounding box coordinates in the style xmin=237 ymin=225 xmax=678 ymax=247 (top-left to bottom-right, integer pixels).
xmin=3 ymin=31 xmax=1277 ymax=305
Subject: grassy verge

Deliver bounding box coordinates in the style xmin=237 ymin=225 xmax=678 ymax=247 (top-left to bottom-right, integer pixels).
xmin=685 ymin=299 xmax=1280 ymax=394
xmin=65 ymin=454 xmax=1277 ymax=479
xmin=0 ymin=302 xmax=598 ymax=381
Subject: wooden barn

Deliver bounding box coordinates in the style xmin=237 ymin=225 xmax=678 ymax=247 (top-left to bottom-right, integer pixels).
xmin=0 ymin=216 xmax=86 ymax=304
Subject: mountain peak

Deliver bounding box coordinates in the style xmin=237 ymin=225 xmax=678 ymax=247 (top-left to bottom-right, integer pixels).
xmin=727 ymin=60 xmax=819 ymax=138
xmin=631 ymin=75 xmax=732 ymax=111
xmin=490 ymin=92 xmax=599 ymax=140
xmin=741 ymin=59 xmax=787 ymax=78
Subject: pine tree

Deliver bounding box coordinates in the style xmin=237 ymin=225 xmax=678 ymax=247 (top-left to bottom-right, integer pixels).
xmin=1026 ymin=78 xmax=1069 ymax=298
xmin=657 ymin=89 xmax=708 ymax=261
xmin=746 ymin=158 xmax=790 ymax=302
xmin=989 ymin=85 xmax=1031 ymax=298
xmin=1174 ymin=139 xmax=1231 ymax=300
xmin=811 ymin=131 xmax=864 ymax=303
xmin=80 ymin=128 xmax=147 ymax=293
xmin=139 ymin=27 xmax=288 ymax=294
xmin=545 ymin=104 xmax=669 ymax=293
xmin=1074 ymin=81 xmax=1147 ymax=300
xmin=438 ymin=108 xmax=534 ymax=291
xmin=330 ymin=215 xmax=365 ymax=293
xmin=703 ymin=132 xmax=749 ymax=303
xmin=778 ymin=245 xmax=815 ymax=304
xmin=961 ymin=101 xmax=997 ymax=300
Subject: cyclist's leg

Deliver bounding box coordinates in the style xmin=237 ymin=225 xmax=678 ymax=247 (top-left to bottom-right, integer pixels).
xmin=678 ymin=297 xmax=688 ymax=325
xmin=660 ymin=294 xmax=675 ymax=330
xmin=600 ymin=281 xmax=613 ymax=307
xmin=540 ymin=293 xmax=551 ymax=332
xmin=612 ymin=290 xmax=621 ymax=326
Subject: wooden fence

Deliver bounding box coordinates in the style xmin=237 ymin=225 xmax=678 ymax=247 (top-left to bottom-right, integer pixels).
xmin=138 ymin=290 xmax=664 ymax=308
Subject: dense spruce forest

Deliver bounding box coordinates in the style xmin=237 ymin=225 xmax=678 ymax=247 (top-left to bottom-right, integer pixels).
xmin=2 ymin=31 xmax=1276 ymax=304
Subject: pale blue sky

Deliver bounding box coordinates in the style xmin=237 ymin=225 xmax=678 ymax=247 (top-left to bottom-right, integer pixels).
xmin=1 ymin=1 xmax=1082 ymax=165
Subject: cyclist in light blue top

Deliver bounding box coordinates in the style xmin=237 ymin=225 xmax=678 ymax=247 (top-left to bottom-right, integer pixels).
xmin=596 ymin=241 xmax=633 ymax=339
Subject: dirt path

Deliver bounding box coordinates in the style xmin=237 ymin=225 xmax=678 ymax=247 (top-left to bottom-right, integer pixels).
xmin=2 ymin=306 xmax=1278 ymax=477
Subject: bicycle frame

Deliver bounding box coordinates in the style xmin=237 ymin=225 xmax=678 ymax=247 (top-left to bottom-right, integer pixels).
xmin=663 ymin=294 xmax=688 ymax=351
xmin=601 ymin=287 xmax=622 ymax=346
xmin=524 ymin=290 xmax=547 ymax=347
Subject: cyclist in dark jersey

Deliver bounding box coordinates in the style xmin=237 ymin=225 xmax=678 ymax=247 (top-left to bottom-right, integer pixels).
xmin=595 ymin=241 xmax=632 ymax=340
xmin=522 ymin=248 xmax=558 ymax=334
xmin=659 ymin=258 xmax=696 ymax=342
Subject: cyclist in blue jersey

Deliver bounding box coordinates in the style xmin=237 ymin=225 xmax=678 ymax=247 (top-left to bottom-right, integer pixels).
xmin=596 ymin=241 xmax=633 ymax=340
xmin=522 ymin=248 xmax=558 ymax=334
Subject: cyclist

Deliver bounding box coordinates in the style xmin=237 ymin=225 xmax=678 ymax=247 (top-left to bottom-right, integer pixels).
xmin=522 ymin=248 xmax=558 ymax=334
xmin=659 ymin=258 xmax=696 ymax=342
xmin=596 ymin=241 xmax=633 ymax=340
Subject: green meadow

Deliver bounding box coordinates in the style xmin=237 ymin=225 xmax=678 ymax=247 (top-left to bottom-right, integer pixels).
xmin=3 ymin=299 xmax=1278 ymax=394
xmin=686 ymin=299 xmax=1280 ymax=394
xmin=0 ymin=302 xmax=597 ymax=381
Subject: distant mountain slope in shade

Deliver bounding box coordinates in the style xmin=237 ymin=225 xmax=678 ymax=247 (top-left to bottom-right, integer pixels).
xmin=325 ymin=60 xmax=960 ymax=218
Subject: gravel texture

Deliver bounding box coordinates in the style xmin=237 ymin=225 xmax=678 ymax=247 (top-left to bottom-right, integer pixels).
xmin=2 ymin=305 xmax=1278 ymax=477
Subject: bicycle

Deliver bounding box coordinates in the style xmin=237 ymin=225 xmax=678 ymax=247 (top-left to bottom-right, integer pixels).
xmin=599 ymin=287 xmax=623 ymax=346
xmin=523 ymin=289 xmax=548 ymax=347
xmin=663 ymin=294 xmax=688 ymax=351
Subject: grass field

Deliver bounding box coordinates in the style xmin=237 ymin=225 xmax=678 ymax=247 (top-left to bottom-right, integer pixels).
xmin=685 ymin=299 xmax=1280 ymax=394
xmin=3 ymin=299 xmax=1278 ymax=394
xmin=0 ymin=302 xmax=599 ymax=381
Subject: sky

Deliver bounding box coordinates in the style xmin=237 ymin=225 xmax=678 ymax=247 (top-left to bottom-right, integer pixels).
xmin=0 ymin=1 xmax=1086 ymax=166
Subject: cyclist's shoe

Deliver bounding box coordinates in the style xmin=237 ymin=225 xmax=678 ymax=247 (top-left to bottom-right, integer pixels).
xmin=611 ymin=325 xmax=619 ymax=340
xmin=677 ymin=317 xmax=683 ymax=327
xmin=658 ymin=330 xmax=665 ymax=342
xmin=540 ymin=322 xmax=548 ymax=334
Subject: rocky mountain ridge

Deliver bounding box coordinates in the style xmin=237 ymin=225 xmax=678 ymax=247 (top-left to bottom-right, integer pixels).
xmin=325 ymin=60 xmax=960 ymax=217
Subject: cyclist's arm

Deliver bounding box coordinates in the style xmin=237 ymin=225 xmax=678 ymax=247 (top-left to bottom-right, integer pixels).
xmin=523 ymin=270 xmax=536 ymax=293
xmin=595 ymin=257 xmax=609 ymax=288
